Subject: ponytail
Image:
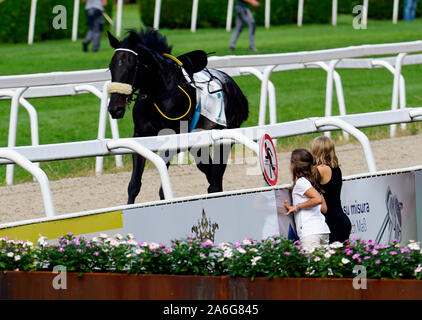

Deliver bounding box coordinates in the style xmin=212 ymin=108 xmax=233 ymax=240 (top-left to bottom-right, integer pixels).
xmin=290 ymin=148 xmax=323 ymax=193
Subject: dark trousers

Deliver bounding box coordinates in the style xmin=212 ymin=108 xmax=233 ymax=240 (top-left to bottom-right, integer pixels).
xmin=230 ymin=5 xmax=257 ymax=50
xmin=84 ymin=8 xmax=104 ymax=52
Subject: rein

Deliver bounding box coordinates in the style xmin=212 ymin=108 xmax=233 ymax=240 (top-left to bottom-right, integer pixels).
xmin=108 ymin=48 xmax=192 ymax=121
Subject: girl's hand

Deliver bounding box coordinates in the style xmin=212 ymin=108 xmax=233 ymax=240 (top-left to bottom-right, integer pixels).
xmin=284 ymin=200 xmax=296 ymax=215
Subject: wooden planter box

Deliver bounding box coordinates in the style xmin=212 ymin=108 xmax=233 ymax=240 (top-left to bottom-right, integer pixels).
xmin=1 ymin=271 xmax=421 ymax=300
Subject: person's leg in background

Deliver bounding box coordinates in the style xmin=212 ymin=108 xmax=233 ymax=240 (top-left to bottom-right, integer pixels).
xmin=411 ymin=0 xmax=419 ymax=20
xmin=243 ymin=7 xmax=257 ymax=52
xmin=229 ymin=6 xmax=246 ymax=51
xmin=91 ymin=9 xmax=104 ymax=52
xmin=404 ymin=0 xmax=417 ymax=21
xmin=83 ymin=8 xmax=95 ymax=52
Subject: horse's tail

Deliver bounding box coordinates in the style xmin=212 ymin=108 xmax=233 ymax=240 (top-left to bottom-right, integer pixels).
xmin=216 ymin=70 xmax=249 ymax=129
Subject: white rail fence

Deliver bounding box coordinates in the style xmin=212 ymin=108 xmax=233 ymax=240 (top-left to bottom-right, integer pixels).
xmin=0 ymin=72 xmax=123 ymax=185
xmin=0 ymin=107 xmax=422 ymax=218
xmin=2 ymin=41 xmax=422 ymax=185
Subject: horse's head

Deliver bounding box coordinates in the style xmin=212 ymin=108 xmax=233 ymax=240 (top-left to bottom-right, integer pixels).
xmin=107 ymin=31 xmax=139 ymax=119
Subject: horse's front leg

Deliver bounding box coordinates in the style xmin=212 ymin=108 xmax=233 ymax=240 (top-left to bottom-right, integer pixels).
xmin=127 ymin=152 xmax=146 ymax=204
xmin=158 ymin=149 xmax=177 ymax=200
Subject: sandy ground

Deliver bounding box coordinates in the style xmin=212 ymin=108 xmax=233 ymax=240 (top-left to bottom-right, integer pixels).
xmin=0 ymin=133 xmax=421 ymax=224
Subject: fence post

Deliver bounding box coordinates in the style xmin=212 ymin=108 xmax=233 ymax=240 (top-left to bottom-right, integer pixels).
xmin=5 ymin=88 xmax=28 ymax=185
xmin=28 ymin=0 xmax=38 ymax=45
xmin=392 ymin=0 xmax=399 ymax=24
xmin=324 ymin=59 xmax=340 ymax=139
xmin=332 ymin=0 xmax=338 ymax=26
xmin=71 ymin=0 xmax=80 ymax=42
xmin=116 ymin=0 xmax=123 ymax=37
xmin=0 ymin=149 xmax=56 ymax=217
xmin=107 ymin=139 xmax=174 ymax=200
xmin=297 ymin=0 xmax=304 ymax=27
xmin=226 ymin=0 xmax=234 ymax=31
xmin=390 ymin=53 xmax=407 ymax=137
xmin=153 ymin=0 xmax=161 ymax=30
xmin=265 ymin=0 xmax=271 ymax=29
xmin=191 ymin=0 xmax=199 ymax=32
xmin=362 ymin=0 xmax=368 ymax=28
xmin=258 ymin=66 xmax=276 ymax=126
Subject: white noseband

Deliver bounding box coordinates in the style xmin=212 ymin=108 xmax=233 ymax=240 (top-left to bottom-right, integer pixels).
xmin=108 ymin=48 xmax=138 ymax=94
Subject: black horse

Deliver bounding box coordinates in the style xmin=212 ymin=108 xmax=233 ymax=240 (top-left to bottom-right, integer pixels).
xmin=107 ymin=29 xmax=248 ymax=204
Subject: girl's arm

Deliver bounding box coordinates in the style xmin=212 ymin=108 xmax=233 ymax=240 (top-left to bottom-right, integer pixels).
xmin=320 ymin=196 xmax=327 ymax=214
xmin=284 ymin=187 xmax=324 ymax=215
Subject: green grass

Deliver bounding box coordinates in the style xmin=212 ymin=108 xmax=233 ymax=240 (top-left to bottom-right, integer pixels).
xmin=1 ymin=5 xmax=422 ymax=184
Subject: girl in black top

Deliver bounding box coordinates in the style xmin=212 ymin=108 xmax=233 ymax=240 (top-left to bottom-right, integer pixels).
xmin=311 ymin=136 xmax=351 ymax=243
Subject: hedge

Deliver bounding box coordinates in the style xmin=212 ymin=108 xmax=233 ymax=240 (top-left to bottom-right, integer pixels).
xmin=0 ymin=0 xmax=113 ymax=43
xmin=138 ymin=0 xmax=331 ymax=29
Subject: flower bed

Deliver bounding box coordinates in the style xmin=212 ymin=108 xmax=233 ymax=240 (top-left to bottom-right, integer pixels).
xmin=1 ymin=233 xmax=422 ymax=280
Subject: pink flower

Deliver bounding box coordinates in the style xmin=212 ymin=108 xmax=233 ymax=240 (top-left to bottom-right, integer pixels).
xmin=58 ymin=248 xmax=64 ymax=252
xmin=390 ymin=251 xmax=398 ymax=255
xmin=352 ymin=254 xmax=360 ymax=260
xmin=284 ymin=251 xmax=291 ymax=255
xmin=371 ymin=249 xmax=379 ymax=255
xmin=66 ymin=232 xmax=73 ymax=236
xmin=93 ymin=251 xmax=99 ymax=256
xmin=200 ymin=253 xmax=206 ymax=259
xmin=375 ymin=259 xmax=381 ymax=264
xmin=364 ymin=256 xmax=371 ymax=260
xmin=201 ymin=240 xmax=214 ymax=247
xmin=401 ymin=248 xmax=411 ymax=253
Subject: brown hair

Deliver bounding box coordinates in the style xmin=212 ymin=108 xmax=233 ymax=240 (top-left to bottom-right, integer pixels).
xmin=310 ymin=135 xmax=339 ymax=168
xmin=290 ymin=148 xmax=322 ymax=192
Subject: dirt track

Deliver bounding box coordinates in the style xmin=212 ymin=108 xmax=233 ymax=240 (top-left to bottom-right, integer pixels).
xmin=0 ymin=133 xmax=421 ymax=224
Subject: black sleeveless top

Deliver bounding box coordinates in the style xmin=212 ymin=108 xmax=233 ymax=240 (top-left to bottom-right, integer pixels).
xmin=320 ymin=166 xmax=352 ymax=243
xmin=320 ymin=167 xmax=344 ymax=220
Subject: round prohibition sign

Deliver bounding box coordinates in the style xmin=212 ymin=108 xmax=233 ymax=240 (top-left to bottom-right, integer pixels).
xmin=259 ymin=134 xmax=278 ymax=186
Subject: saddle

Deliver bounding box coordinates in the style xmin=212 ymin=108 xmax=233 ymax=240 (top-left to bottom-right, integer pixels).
xmin=176 ymin=50 xmax=208 ymax=78
xmin=176 ymin=50 xmax=227 ymax=130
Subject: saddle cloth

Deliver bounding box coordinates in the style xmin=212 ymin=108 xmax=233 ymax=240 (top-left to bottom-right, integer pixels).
xmin=182 ymin=68 xmax=227 ymax=129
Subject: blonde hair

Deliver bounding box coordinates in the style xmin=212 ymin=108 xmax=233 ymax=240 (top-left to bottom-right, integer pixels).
xmin=310 ymin=136 xmax=339 ymax=168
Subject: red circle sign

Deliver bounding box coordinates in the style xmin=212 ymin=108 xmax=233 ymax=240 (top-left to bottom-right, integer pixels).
xmin=259 ymin=134 xmax=278 ymax=186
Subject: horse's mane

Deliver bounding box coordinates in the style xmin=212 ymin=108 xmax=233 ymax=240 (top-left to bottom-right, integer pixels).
xmin=122 ymin=28 xmax=172 ymax=55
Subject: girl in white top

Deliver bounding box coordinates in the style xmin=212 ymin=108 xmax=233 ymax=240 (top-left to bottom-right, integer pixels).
xmin=284 ymin=148 xmax=330 ymax=252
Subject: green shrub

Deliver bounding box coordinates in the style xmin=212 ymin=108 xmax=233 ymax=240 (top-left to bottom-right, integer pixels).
xmin=2 ymin=233 xmax=422 ymax=280
xmin=138 ymin=0 xmax=331 ymax=29
xmin=0 ymin=0 xmax=113 ymax=43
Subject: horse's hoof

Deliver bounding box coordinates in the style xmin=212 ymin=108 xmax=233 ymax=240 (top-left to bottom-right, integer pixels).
xmin=207 ymin=185 xmax=223 ymax=193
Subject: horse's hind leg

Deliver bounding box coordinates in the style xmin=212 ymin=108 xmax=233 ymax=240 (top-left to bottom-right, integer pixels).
xmin=128 ymin=153 xmax=146 ymax=204
xmin=158 ymin=149 xmax=177 ymax=200
xmin=207 ymin=143 xmax=232 ymax=193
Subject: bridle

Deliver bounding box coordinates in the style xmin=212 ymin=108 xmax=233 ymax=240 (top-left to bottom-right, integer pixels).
xmin=107 ymin=48 xmax=141 ymax=105
xmin=108 ymin=47 xmax=192 ymax=121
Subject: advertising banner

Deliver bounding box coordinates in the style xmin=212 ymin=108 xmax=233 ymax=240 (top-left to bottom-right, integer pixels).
xmin=341 ymin=172 xmax=417 ymax=244
xmin=123 ymin=191 xmax=280 ymax=244
xmin=1 ymin=170 xmax=420 ymax=244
